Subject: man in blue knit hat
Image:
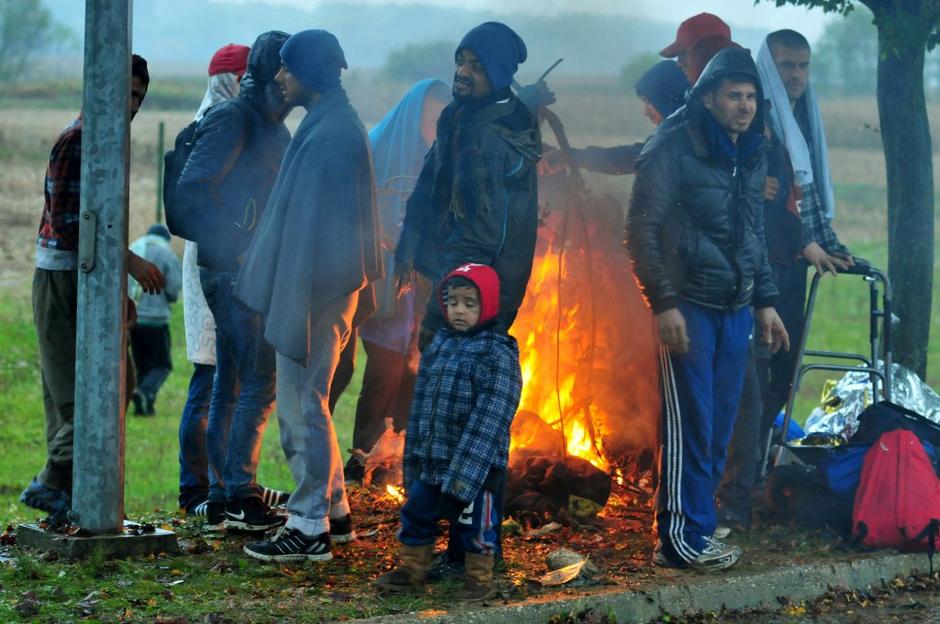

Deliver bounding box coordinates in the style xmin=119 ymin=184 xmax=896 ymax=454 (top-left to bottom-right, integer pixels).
xmin=237 ymin=29 xmax=382 ymax=563
xmin=395 ymin=21 xmax=541 ymax=350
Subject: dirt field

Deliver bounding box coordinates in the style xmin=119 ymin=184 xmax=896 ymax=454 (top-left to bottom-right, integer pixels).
xmin=0 ymin=89 xmax=930 ymax=289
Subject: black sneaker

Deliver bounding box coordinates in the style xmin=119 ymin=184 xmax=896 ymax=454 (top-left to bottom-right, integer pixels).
xmin=144 ymin=393 xmax=156 ymax=416
xmin=343 ymin=458 xmax=365 ymax=485
xmin=260 ymin=486 xmax=291 ymax=508
xmin=203 ymin=501 xmax=226 ymax=531
xmin=132 ymin=390 xmax=145 ymax=416
xmin=330 ymin=514 xmax=356 ymax=544
xmin=224 ymin=497 xmax=285 ymax=532
xmin=243 ymin=526 xmax=332 ymax=562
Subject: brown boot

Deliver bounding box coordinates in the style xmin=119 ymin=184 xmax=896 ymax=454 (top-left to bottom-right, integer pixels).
xmin=456 ymin=552 xmax=496 ymax=601
xmin=373 ymin=543 xmax=435 ymax=593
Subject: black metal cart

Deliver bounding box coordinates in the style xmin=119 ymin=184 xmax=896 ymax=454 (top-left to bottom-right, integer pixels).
xmin=766 ymin=259 xmax=894 ymax=471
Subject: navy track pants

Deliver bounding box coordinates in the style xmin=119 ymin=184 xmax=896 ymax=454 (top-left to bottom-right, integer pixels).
xmin=657 ymin=300 xmax=752 ymax=564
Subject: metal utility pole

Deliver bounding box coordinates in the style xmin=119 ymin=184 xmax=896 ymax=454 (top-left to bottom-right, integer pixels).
xmin=72 ymin=0 xmax=133 ymax=534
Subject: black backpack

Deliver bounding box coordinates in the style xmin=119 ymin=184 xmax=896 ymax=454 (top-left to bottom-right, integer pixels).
xmin=163 ymin=117 xmax=203 ymax=241
xmin=162 ymin=100 xmax=249 ymax=242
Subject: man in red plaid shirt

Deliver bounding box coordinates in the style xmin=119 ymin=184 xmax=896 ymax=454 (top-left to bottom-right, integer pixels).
xmin=21 ymin=54 xmax=166 ymax=524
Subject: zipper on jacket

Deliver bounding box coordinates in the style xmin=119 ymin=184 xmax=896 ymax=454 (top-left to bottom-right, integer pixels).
xmin=728 ymin=164 xmax=744 ymax=307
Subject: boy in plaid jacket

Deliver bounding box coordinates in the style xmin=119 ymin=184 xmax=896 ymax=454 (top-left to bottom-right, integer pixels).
xmin=374 ymin=263 xmax=522 ymax=600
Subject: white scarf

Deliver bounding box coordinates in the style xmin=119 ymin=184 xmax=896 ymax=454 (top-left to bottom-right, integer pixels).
xmin=756 ymin=39 xmax=836 ymax=218
xmin=194 ymin=72 xmax=241 ymax=122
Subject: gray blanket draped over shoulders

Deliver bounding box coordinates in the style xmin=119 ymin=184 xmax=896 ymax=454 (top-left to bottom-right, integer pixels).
xmin=235 ymin=87 xmax=382 ymax=364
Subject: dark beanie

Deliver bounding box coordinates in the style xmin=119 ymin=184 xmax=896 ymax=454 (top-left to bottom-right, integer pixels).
xmin=147 ymin=224 xmax=171 ymax=240
xmin=280 ymin=29 xmax=348 ymax=94
xmin=635 ymin=60 xmax=689 ymax=119
xmin=456 ymin=22 xmax=527 ymax=91
xmin=248 ymin=31 xmax=290 ymax=83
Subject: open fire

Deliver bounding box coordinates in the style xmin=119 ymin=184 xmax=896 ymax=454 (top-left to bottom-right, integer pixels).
xmin=367 ymin=196 xmax=662 ymax=523
xmin=505 ymin=197 xmax=661 ymax=523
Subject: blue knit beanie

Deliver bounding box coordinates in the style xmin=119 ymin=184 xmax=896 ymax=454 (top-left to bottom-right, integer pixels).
xmin=279 ymin=29 xmax=348 ymax=94
xmin=635 ymin=60 xmax=689 ymax=119
xmin=456 ymin=22 xmax=527 ymax=91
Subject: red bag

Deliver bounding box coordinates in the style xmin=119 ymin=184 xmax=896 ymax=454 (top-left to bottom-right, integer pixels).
xmin=852 ymin=430 xmax=940 ymax=557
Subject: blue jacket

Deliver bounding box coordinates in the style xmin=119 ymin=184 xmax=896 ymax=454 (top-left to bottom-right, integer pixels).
xmin=403 ymin=326 xmax=522 ymax=505
xmin=178 ymin=78 xmax=290 ymax=271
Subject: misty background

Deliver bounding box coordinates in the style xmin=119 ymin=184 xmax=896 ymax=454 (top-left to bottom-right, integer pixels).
xmin=4 ymin=0 xmax=938 ymax=103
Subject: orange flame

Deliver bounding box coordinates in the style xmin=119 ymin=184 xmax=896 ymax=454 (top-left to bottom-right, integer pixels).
xmin=510 ymin=240 xmax=610 ymax=471
xmin=385 ymin=484 xmax=405 ymax=503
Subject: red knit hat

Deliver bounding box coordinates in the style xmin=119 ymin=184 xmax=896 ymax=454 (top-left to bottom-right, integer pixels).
xmin=660 ymin=13 xmax=731 ymax=58
xmin=208 ymin=44 xmax=251 ymax=77
xmin=440 ymin=263 xmax=501 ymax=328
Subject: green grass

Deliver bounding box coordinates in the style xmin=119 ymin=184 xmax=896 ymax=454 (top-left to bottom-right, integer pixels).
xmin=1 ymin=241 xmax=936 ymax=519
xmin=791 ymin=242 xmax=940 ymax=424
xmin=0 ymin=280 xmax=362 ymax=521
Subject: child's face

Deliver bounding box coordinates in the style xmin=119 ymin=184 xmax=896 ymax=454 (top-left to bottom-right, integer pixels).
xmin=445 ymin=285 xmax=481 ymax=332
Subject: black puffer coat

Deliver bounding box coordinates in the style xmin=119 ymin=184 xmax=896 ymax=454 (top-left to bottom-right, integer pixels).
xmin=625 ymin=47 xmax=778 ymax=314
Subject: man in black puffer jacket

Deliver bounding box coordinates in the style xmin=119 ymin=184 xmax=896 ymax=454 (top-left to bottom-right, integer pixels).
xmin=176 ymin=31 xmax=292 ymax=534
xmin=626 ymin=47 xmax=789 ymax=571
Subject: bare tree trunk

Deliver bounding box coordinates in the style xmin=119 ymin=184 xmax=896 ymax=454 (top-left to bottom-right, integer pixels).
xmin=873 ymin=12 xmax=935 ymax=378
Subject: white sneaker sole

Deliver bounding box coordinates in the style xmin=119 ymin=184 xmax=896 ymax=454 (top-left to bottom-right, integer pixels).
xmin=225 ymin=519 xmax=285 ymax=532
xmin=331 ymin=531 xmax=356 ymax=544
xmin=692 ymin=551 xmax=741 ymax=571
xmin=242 ymin=545 xmax=333 ymax=562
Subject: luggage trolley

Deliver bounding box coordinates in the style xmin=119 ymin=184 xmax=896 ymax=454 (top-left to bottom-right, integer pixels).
xmin=767 ymin=258 xmax=893 ymax=470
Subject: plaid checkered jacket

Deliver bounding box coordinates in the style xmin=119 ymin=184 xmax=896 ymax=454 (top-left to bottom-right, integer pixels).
xmin=403 ymin=326 xmax=522 ymax=504
xmin=37 ymin=118 xmax=83 ymax=252
xmin=800 ymin=182 xmax=850 ymax=257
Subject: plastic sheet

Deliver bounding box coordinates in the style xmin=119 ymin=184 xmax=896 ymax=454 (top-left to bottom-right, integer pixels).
xmin=804 ymin=362 xmax=940 ymax=440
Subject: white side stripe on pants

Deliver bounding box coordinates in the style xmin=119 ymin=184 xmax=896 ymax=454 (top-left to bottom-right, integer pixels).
xmin=660 ymin=345 xmax=698 ymax=562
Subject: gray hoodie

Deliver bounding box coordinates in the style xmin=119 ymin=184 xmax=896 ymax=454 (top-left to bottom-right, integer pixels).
xmin=130 ymin=233 xmax=182 ymax=326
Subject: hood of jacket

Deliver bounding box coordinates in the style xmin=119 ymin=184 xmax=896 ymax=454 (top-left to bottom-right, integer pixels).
xmin=239 ymin=30 xmax=291 ymax=119
xmin=439 ymin=262 xmax=501 ymax=328
xmin=687 ymin=47 xmax=765 ymax=139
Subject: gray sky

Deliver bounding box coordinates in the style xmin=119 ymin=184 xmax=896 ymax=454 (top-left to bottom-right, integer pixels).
xmin=226 ymin=0 xmax=837 ymax=43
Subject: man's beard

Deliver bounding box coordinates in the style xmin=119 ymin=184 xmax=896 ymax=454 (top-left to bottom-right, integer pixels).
xmin=452 ymin=74 xmax=475 ymax=102
xmin=263 ymin=81 xmax=292 ymax=119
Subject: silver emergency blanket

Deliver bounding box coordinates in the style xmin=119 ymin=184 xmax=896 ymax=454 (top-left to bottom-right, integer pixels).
xmin=803 ymin=362 xmax=940 ymax=439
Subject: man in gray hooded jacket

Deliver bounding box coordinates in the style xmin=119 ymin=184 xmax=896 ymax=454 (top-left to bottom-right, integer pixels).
xmin=237 ymin=29 xmax=382 ymax=563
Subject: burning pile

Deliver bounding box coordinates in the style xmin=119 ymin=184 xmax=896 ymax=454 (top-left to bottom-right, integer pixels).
xmin=362 ymin=195 xmax=662 ymax=524
xmin=506 ymin=196 xmax=660 ymax=525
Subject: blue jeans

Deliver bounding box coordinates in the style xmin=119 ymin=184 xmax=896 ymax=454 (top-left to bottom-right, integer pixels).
xmin=400 ymin=480 xmax=500 ymax=556
xmin=178 ymin=363 xmax=215 ymax=509
xmin=200 ymin=269 xmax=275 ymax=503
xmin=657 ymin=300 xmax=752 ymax=564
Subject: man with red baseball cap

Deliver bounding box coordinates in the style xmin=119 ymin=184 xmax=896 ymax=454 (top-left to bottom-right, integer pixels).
xmin=660 ymin=13 xmax=731 ymax=82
